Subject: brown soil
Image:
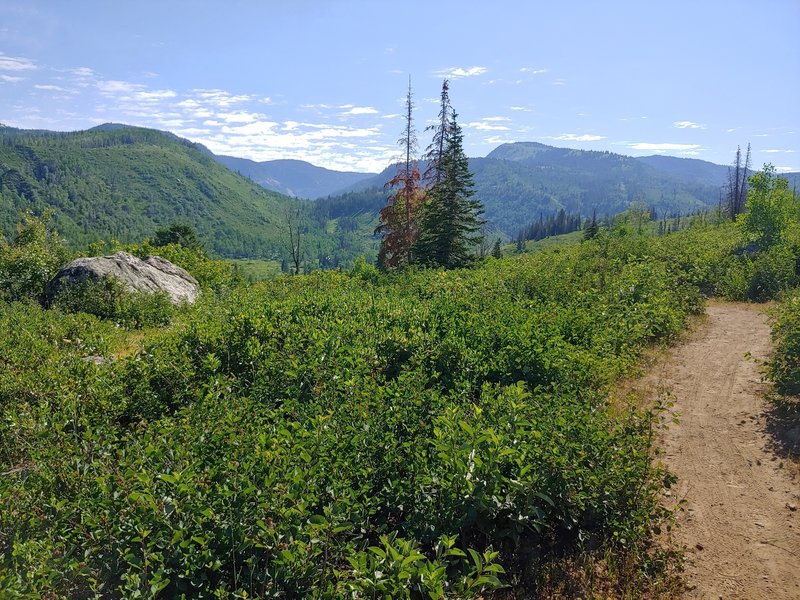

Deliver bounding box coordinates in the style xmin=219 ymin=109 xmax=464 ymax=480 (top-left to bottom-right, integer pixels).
xmin=646 ymin=302 xmax=800 ymax=599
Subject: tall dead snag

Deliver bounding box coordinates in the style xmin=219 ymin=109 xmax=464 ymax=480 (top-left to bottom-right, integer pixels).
xmin=284 ymin=205 xmax=303 ymax=275
xmin=422 ymin=78 xmax=451 ymax=187
xmin=376 ymin=77 xmax=424 ymax=269
xmin=727 ymin=143 xmax=751 ymax=218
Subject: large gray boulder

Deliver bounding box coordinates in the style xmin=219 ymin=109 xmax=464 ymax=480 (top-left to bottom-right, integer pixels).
xmin=45 ymin=251 xmax=199 ymax=305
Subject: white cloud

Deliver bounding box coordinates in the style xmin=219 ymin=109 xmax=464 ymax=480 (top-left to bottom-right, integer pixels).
xmin=627 ymin=142 xmax=702 ymax=152
xmin=483 ymin=116 xmax=511 ymax=122
xmin=520 ymin=67 xmax=547 ymax=74
xmin=34 ymin=84 xmax=69 ymax=92
xmin=341 ymin=106 xmax=379 ymax=115
xmin=551 ymin=133 xmax=606 ymax=142
xmin=673 ymin=120 xmax=706 ymax=129
xmin=465 ymin=121 xmax=511 ymax=131
xmin=484 ymin=135 xmax=516 ymax=145
xmin=97 ymin=80 xmax=145 ymax=94
xmin=217 ymin=111 xmax=261 ymax=123
xmin=552 ymin=79 xmax=567 ymax=86
xmin=191 ymin=89 xmax=252 ymax=107
xmin=381 ymin=113 xmax=401 ymax=119
xmin=509 ymin=106 xmax=531 ymax=112
xmin=0 ymin=53 xmax=37 ymax=71
xmin=434 ymin=66 xmax=488 ymax=79
xmin=0 ymin=74 xmax=23 ymax=83
xmin=764 ymin=149 xmax=795 ymax=153
xmin=132 ymin=89 xmax=177 ymax=102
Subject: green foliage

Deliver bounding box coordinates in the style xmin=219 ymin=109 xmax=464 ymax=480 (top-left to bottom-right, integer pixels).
xmin=738 ymin=164 xmax=795 ymax=248
xmin=0 ymin=125 xmax=377 ymax=265
xmin=0 ymin=212 xmax=70 ymax=302
xmin=50 ymin=275 xmax=174 ymax=329
xmin=152 ymin=222 xmax=203 ymax=251
xmin=767 ymin=289 xmax=800 ymax=395
xmin=0 ymin=225 xmax=755 ymax=597
xmin=414 ymin=114 xmax=484 ymax=268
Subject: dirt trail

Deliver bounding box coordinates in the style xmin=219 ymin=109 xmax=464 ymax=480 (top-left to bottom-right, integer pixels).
xmin=647 ymin=302 xmax=799 ymax=599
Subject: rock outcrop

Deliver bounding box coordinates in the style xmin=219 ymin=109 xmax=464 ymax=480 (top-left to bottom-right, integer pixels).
xmin=45 ymin=252 xmax=199 ymax=305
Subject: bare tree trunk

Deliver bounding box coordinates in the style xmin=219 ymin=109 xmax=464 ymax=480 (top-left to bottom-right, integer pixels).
xmin=285 ymin=206 xmax=302 ymax=275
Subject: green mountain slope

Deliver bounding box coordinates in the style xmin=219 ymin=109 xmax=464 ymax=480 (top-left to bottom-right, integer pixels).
xmin=322 ymin=143 xmax=726 ymax=235
xmin=0 ymin=124 xmax=376 ymax=262
xmin=215 ymin=155 xmax=375 ymax=199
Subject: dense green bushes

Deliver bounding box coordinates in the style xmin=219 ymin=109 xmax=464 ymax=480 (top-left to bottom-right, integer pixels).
xmin=50 ymin=276 xmax=175 ymax=329
xmin=768 ymin=289 xmax=800 ymax=396
xmin=0 ymin=228 xmax=707 ymax=598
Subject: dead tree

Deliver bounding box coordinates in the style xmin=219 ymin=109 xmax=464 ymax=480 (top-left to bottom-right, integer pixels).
xmin=726 ymin=143 xmax=751 ymax=218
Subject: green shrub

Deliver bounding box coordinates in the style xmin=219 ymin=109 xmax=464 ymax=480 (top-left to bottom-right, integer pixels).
xmin=50 ymin=276 xmax=174 ymax=328
xmin=768 ymin=290 xmax=800 ymax=395
xmin=0 ymin=212 xmax=71 ymax=302
xmin=748 ymin=243 xmax=798 ymax=302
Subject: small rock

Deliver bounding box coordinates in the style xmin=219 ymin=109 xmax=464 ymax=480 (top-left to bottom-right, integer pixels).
xmin=756 ymin=459 xmax=762 ymax=466
xmin=695 ymin=543 xmax=704 ymax=551
xmin=787 ymin=503 xmax=798 ymax=512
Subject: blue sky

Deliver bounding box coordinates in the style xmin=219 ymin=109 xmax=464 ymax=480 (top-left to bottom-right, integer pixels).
xmin=1 ymin=0 xmax=798 ymax=173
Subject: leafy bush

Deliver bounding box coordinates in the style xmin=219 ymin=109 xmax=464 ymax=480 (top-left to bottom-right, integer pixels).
xmin=0 ymin=212 xmax=71 ymax=302
xmin=0 ymin=228 xmax=728 ymax=597
xmin=50 ymin=275 xmax=174 ymax=328
xmin=768 ymin=289 xmax=800 ymax=395
xmin=748 ymin=243 xmax=798 ymax=302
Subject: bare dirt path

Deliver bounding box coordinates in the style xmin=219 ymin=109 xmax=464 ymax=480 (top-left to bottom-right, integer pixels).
xmin=646 ymin=302 xmax=799 ymax=599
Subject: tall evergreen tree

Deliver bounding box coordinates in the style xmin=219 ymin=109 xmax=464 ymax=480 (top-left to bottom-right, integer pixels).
xmin=376 ymin=77 xmax=423 ymax=269
xmin=422 ymin=79 xmax=451 ymax=187
xmin=413 ymin=111 xmax=484 ymax=268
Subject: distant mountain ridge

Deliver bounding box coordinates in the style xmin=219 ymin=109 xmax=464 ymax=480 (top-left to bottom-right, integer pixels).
xmin=321 ymin=142 xmax=760 ymax=235
xmin=215 ymin=155 xmax=375 ymax=200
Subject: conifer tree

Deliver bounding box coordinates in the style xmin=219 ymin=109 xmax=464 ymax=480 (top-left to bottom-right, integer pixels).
xmin=491 ymin=238 xmax=503 ymax=258
xmin=376 ymin=77 xmax=423 ymax=268
xmin=422 ymin=79 xmax=451 ymax=187
xmin=413 ymin=110 xmax=484 ymax=268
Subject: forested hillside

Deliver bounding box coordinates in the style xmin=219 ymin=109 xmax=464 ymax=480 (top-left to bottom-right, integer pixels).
xmin=321 ymin=142 xmax=730 ymax=237
xmin=0 ymin=125 xmax=376 ymax=264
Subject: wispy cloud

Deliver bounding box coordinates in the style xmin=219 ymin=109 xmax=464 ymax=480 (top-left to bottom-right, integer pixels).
xmin=0 ymin=74 xmax=23 ymax=83
xmin=34 ymin=84 xmax=71 ymax=92
xmin=627 ymin=142 xmax=702 ymax=152
xmin=552 ymin=79 xmax=567 ymax=86
xmin=763 ymin=149 xmax=795 ymax=153
xmin=550 ymin=133 xmax=606 ymax=142
xmin=483 ymin=116 xmax=511 ymax=122
xmin=673 ymin=120 xmax=706 ymax=129
xmin=509 ymin=106 xmax=532 ymax=112
xmin=340 ymin=106 xmax=379 ymax=116
xmin=97 ymin=79 xmax=145 ymax=94
xmin=434 ymin=66 xmax=487 ymax=79
xmin=0 ymin=53 xmax=37 ymax=71
xmin=465 ymin=121 xmax=511 ymax=131
xmin=520 ymin=67 xmax=547 ymax=74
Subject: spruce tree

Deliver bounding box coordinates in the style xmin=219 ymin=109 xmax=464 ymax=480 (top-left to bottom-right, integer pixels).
xmin=491 ymin=238 xmax=503 ymax=258
xmin=413 ymin=111 xmax=484 ymax=268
